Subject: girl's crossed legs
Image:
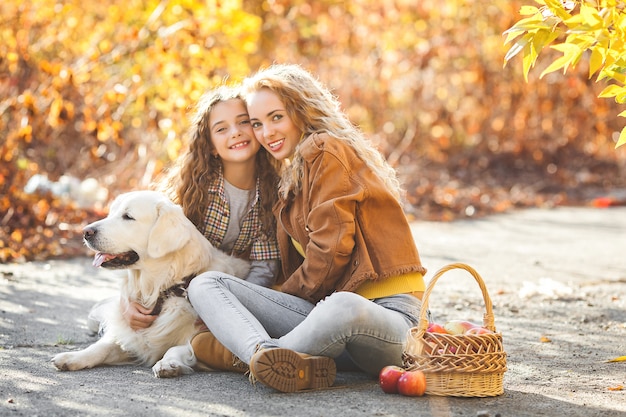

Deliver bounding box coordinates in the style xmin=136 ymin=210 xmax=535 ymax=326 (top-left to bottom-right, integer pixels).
xmin=188 ymin=272 xmax=421 ymax=376
xmin=187 ymin=271 xmax=314 ymax=364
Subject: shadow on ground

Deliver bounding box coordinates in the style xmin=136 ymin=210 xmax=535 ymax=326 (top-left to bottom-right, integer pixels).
xmin=1 ymin=206 xmax=625 ymax=416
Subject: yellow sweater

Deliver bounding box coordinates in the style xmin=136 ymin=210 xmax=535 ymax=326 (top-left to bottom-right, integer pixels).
xmin=291 ymin=237 xmax=424 ymax=299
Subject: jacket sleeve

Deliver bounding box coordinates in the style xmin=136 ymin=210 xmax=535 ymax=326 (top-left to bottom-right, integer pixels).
xmin=280 ymin=149 xmax=365 ymax=302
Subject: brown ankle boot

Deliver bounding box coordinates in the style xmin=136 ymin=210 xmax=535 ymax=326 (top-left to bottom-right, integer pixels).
xmin=191 ymin=331 xmax=248 ymax=373
xmin=250 ymin=348 xmax=336 ymax=392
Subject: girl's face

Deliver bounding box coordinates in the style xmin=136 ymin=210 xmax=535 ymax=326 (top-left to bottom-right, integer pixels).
xmin=247 ymin=88 xmax=301 ymax=160
xmin=208 ymin=98 xmax=260 ymax=163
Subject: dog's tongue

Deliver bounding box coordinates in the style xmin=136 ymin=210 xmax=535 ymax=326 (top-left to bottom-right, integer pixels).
xmin=93 ymin=252 xmax=114 ymax=267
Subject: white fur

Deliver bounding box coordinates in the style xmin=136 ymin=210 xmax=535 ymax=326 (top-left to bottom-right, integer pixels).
xmin=51 ymin=190 xmax=250 ymax=378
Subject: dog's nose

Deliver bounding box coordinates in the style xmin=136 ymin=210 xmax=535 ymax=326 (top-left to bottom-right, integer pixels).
xmin=83 ymin=226 xmax=97 ymax=240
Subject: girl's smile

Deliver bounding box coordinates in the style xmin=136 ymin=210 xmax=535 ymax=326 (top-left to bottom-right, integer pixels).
xmin=247 ymin=88 xmax=301 ymax=160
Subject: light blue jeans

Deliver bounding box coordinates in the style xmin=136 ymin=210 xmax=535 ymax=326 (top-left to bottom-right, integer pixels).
xmin=187 ymin=271 xmax=422 ymax=376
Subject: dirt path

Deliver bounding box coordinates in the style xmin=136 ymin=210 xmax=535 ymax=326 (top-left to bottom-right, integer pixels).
xmin=1 ymin=206 xmax=625 ymax=416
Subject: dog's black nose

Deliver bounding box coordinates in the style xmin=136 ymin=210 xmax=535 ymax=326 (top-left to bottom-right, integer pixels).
xmin=83 ymin=226 xmax=97 ymax=240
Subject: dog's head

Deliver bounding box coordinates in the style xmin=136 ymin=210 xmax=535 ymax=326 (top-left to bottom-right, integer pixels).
xmin=83 ymin=190 xmax=194 ymax=269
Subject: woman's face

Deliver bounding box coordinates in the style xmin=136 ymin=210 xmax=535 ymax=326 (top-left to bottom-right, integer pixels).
xmin=208 ymin=98 xmax=260 ymax=163
xmin=247 ymin=88 xmax=301 ymax=160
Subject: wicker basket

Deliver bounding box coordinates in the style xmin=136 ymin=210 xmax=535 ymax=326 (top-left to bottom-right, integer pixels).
xmin=402 ymin=263 xmax=507 ymax=397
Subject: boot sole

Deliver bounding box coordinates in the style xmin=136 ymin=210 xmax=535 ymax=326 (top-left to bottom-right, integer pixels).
xmin=251 ymin=348 xmax=336 ymax=392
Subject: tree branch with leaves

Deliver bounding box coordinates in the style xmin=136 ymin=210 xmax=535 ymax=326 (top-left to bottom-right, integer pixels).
xmin=503 ymin=0 xmax=626 ymax=148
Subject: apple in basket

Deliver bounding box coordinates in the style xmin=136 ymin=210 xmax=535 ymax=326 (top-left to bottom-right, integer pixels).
xmin=427 ymin=322 xmax=448 ymax=334
xmin=444 ymin=320 xmax=481 ymax=335
xmin=466 ymin=327 xmax=494 ymax=335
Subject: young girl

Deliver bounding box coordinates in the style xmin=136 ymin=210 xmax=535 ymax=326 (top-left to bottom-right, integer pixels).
xmin=109 ymin=85 xmax=281 ymax=373
xmin=188 ymin=64 xmax=427 ymax=392
xmin=162 ymin=85 xmax=279 ymax=288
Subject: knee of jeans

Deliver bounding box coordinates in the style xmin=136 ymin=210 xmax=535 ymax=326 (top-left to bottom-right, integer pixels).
xmin=187 ymin=271 xmax=224 ymax=306
xmin=315 ymin=292 xmax=370 ymax=323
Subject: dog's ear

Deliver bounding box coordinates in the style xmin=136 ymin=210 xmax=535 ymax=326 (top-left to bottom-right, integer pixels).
xmin=147 ymin=201 xmax=193 ymax=258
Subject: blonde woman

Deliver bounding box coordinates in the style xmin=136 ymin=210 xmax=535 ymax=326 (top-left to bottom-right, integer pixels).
xmin=189 ymin=65 xmax=427 ymax=392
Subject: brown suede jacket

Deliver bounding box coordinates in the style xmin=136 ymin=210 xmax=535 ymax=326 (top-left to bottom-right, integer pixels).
xmin=274 ymin=132 xmax=427 ymax=304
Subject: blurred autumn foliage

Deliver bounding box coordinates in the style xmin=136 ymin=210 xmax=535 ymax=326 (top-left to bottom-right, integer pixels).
xmin=1 ymin=0 xmax=625 ymax=263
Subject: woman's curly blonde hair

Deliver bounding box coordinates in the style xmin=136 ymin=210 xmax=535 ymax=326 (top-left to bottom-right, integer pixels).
xmin=241 ymin=63 xmax=402 ymax=201
xmin=158 ymin=85 xmax=278 ymax=238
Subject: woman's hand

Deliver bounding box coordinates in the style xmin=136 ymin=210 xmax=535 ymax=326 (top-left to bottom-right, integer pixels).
xmin=120 ymin=297 xmax=157 ymax=331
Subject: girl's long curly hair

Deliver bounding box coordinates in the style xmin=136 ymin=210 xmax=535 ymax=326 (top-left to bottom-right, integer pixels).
xmin=241 ymin=63 xmax=402 ymax=201
xmin=158 ymin=85 xmax=278 ymax=238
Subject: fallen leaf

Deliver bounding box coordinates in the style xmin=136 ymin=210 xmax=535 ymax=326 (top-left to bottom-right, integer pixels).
xmin=606 ymin=356 xmax=626 ymax=363
xmin=607 ymin=385 xmax=624 ymax=391
xmin=540 ymin=336 xmax=551 ymax=343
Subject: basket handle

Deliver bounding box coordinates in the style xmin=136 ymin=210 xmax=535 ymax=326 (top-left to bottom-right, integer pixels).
xmin=416 ymin=263 xmax=496 ymax=333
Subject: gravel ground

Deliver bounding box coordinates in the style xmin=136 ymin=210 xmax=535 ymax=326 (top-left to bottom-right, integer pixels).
xmin=1 ymin=206 xmax=625 ymax=417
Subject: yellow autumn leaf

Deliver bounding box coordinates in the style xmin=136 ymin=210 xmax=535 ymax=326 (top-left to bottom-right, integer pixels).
xmin=606 ymin=355 xmax=626 ymax=363
xmin=589 ymin=44 xmax=606 ymax=78
xmin=540 ymin=55 xmax=571 ymax=77
xmin=602 ymin=69 xmax=626 ymax=85
xmin=544 ymin=0 xmax=574 ymax=21
xmin=519 ymin=5 xmax=539 ymax=16
xmin=578 ymin=4 xmax=604 ymax=30
xmin=503 ymin=14 xmax=545 ymax=42
xmin=598 ymin=84 xmax=622 ymax=98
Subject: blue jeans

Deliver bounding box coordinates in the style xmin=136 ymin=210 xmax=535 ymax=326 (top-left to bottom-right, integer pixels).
xmin=187 ymin=271 xmax=422 ymax=376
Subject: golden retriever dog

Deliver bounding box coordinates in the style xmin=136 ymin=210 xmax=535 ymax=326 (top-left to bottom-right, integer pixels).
xmin=52 ymin=190 xmax=249 ymax=378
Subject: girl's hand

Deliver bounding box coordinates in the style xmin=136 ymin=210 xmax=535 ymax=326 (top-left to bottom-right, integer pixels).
xmin=120 ymin=297 xmax=157 ymax=331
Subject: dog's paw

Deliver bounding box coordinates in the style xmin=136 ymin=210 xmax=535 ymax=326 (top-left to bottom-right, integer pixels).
xmin=152 ymin=359 xmax=194 ymax=378
xmin=51 ymin=352 xmax=85 ymax=371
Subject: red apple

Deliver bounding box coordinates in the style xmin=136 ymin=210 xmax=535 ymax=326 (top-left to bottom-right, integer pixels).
xmin=379 ymin=365 xmax=406 ymax=394
xmin=466 ymin=327 xmax=493 ymax=335
xmin=397 ymin=370 xmax=427 ymax=397
xmin=427 ymin=322 xmax=448 ymax=334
